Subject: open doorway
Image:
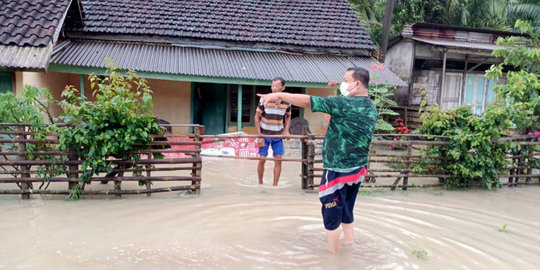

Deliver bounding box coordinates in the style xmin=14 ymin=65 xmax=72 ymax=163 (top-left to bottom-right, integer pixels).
xmin=192 ymin=82 xmax=227 ymax=135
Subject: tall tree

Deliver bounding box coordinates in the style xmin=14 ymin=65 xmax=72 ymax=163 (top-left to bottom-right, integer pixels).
xmin=507 ymin=0 xmax=540 ymax=29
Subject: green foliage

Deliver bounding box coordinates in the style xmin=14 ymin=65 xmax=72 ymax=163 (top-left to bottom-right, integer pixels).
xmin=349 ymin=0 xmax=463 ymax=48
xmin=0 ymin=85 xmax=54 ymax=125
xmin=56 ymin=61 xmax=163 ymax=199
xmin=391 ymin=0 xmax=450 ymax=31
xmin=506 ymin=0 xmax=540 ymax=29
xmin=487 ymin=20 xmax=540 ymax=133
xmin=412 ymin=249 xmax=428 ymax=259
xmin=418 ymin=21 xmax=539 ymax=189
xmin=370 ymin=84 xmax=399 ymax=132
xmin=457 ymin=0 xmax=510 ymax=30
xmin=419 ymin=106 xmax=511 ymax=189
xmin=498 ymin=224 xmax=509 ymax=233
xmin=0 ymin=86 xmax=66 ymax=182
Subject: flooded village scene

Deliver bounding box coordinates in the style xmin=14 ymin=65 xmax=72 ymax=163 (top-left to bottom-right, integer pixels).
xmin=1 ymin=0 xmax=539 ymax=269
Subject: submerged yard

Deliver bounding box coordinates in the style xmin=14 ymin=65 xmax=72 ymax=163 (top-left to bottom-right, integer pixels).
xmin=1 ymin=159 xmax=539 ymax=270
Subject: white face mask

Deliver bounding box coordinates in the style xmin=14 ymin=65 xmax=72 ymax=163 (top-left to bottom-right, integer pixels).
xmin=339 ymin=81 xmax=356 ymax=97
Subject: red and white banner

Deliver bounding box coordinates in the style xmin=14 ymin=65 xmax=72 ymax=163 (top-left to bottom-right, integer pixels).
xmin=165 ymin=132 xmax=259 ymax=158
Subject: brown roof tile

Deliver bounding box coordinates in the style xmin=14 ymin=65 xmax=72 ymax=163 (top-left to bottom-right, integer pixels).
xmin=0 ymin=0 xmax=71 ymax=47
xmin=72 ymin=0 xmax=375 ymax=50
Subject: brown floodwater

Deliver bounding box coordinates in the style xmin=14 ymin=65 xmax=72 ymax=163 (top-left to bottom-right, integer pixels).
xmin=1 ymin=159 xmax=539 ymax=269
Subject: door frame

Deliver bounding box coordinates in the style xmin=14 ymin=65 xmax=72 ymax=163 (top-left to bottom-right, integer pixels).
xmin=440 ymin=72 xmax=463 ymax=110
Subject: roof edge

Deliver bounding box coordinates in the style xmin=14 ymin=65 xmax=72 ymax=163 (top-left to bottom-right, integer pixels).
xmin=411 ymin=22 xmax=527 ymax=37
xmin=64 ymin=32 xmax=374 ymax=57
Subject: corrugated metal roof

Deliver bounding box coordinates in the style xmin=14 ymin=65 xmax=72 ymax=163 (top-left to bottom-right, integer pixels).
xmin=51 ymin=40 xmax=406 ymax=86
xmin=412 ymin=37 xmax=504 ymax=51
xmin=0 ymin=44 xmax=52 ymax=70
xmin=411 ymin=22 xmax=522 ymax=37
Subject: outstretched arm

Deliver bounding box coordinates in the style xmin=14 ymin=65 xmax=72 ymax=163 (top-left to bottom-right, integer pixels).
xmin=257 ymin=93 xmax=311 ymax=108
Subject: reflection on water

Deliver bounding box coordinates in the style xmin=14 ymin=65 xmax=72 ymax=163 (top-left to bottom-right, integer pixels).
xmin=1 ymin=159 xmax=540 ymax=269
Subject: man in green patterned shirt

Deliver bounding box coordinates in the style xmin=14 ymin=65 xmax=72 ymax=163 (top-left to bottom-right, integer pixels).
xmin=258 ymin=67 xmax=377 ymax=253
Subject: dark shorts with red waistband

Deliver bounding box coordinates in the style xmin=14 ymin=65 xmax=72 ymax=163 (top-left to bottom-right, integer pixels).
xmin=318 ymin=167 xmax=367 ymax=230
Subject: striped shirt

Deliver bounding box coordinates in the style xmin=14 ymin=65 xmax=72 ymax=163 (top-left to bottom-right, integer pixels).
xmin=256 ymin=99 xmax=291 ymax=135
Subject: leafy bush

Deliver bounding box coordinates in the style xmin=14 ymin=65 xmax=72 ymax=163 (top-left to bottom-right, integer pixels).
xmin=0 ymin=86 xmax=65 ymax=183
xmin=419 ymin=106 xmax=511 ymax=189
xmin=486 ymin=20 xmax=539 ymax=134
xmin=370 ymin=84 xmax=399 ymax=132
xmin=55 ymin=61 xmax=163 ymax=199
xmin=418 ymin=20 xmax=539 ymax=189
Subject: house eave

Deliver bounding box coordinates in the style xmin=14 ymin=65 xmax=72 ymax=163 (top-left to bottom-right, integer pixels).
xmin=64 ymin=32 xmax=374 ymax=57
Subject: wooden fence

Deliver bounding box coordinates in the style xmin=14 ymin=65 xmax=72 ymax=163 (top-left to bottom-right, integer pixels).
xmin=181 ymin=132 xmax=538 ymax=191
xmin=0 ymin=123 xmax=203 ymax=199
xmin=2 ymin=123 xmax=539 ymax=198
xmin=301 ymin=134 xmax=540 ymax=190
xmin=388 ymin=106 xmax=423 ymax=130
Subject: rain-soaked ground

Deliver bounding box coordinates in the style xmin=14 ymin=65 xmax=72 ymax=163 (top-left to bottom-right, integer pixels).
xmin=1 ymin=158 xmax=539 ymax=270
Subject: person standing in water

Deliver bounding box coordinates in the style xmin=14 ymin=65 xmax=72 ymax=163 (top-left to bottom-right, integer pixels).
xmin=257 ymin=67 xmax=377 ymax=253
xmin=255 ymin=77 xmax=291 ymax=186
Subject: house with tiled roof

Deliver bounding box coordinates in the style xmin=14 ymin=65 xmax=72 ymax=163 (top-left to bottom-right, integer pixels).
xmin=0 ymin=0 xmax=81 ymax=91
xmin=2 ymin=0 xmax=405 ymax=134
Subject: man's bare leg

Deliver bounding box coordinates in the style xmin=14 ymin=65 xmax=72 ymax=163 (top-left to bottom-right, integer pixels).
xmin=273 ymin=155 xmax=282 ymax=186
xmin=342 ymin=222 xmax=355 ymax=245
xmin=326 ymin=227 xmax=341 ymax=253
xmin=258 ymin=158 xmax=266 ymax=184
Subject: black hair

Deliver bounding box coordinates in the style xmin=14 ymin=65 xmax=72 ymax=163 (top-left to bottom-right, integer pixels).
xmin=347 ymin=67 xmax=369 ymax=88
xmin=272 ymin=77 xmax=286 ymax=86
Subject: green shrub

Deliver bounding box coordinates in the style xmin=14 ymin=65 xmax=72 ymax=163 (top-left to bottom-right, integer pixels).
xmin=56 ymin=61 xmax=163 ymax=199
xmin=418 ymin=20 xmax=539 ymax=189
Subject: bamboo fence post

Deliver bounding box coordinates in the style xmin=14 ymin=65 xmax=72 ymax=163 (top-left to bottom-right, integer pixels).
xmin=114 ymin=164 xmax=124 ymax=198
xmin=515 ymin=149 xmax=522 ymax=187
xmin=301 ymin=138 xmax=308 ymax=189
xmin=518 ymin=147 xmax=527 ymax=185
xmin=68 ymin=149 xmax=78 ymax=190
xmin=145 ymin=153 xmax=152 ymax=197
xmin=511 ymin=152 xmax=519 ymax=187
xmin=508 ymin=150 xmax=516 ymax=186
xmin=403 ymin=143 xmax=412 ymax=190
xmin=192 ymin=126 xmax=202 ymax=194
xmin=366 ymin=144 xmax=373 ymax=183
xmin=307 ymin=134 xmax=315 ymax=189
xmin=508 ymin=163 xmax=514 ymax=186
xmin=404 ymin=106 xmax=409 ymax=127
xmin=525 ymin=146 xmax=531 ymax=183
xmin=391 ymin=177 xmax=402 ymax=191
xmin=17 ymin=127 xmax=30 ymax=199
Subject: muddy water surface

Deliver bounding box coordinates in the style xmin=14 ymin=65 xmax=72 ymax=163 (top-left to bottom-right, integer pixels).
xmin=1 ymin=159 xmax=539 ymax=269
